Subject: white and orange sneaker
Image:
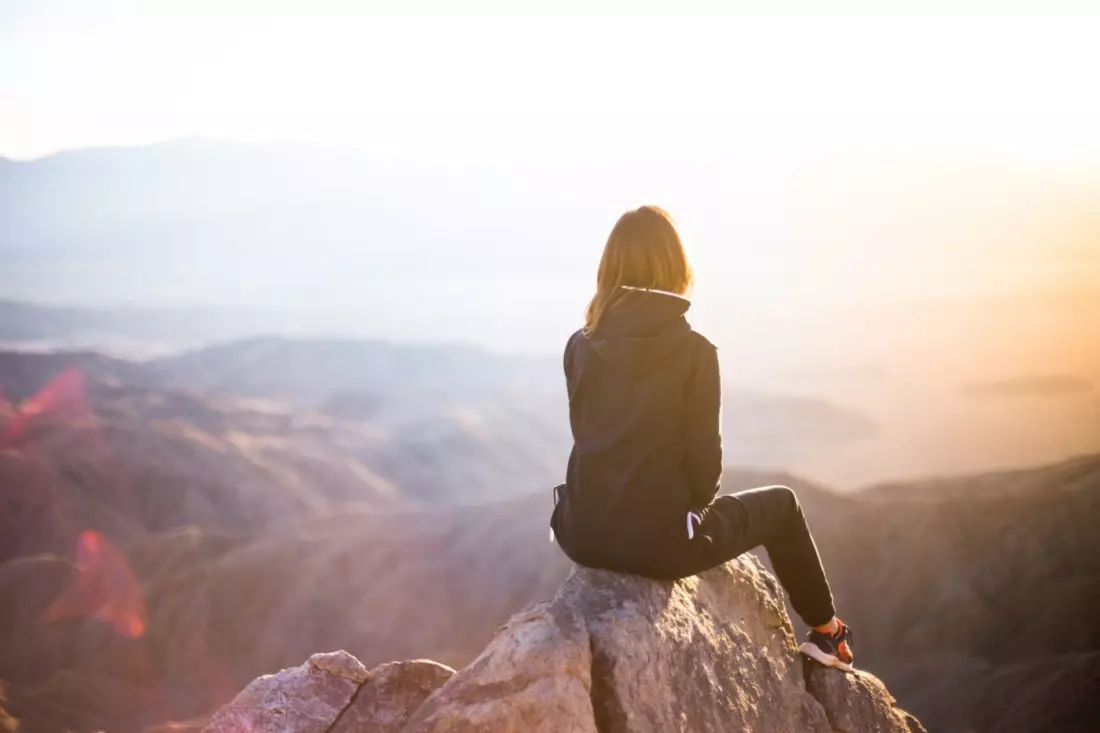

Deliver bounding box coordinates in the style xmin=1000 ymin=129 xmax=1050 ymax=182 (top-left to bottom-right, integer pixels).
xmin=799 ymin=619 xmax=855 ymax=672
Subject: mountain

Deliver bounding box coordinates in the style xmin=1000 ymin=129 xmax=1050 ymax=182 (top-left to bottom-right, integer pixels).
xmin=0 ymin=300 xmax=290 ymax=356
xmin=2 ymin=453 xmax=1096 ymax=731
xmin=0 ymin=351 xmax=416 ymax=563
xmin=737 ymin=457 xmax=1100 ymax=733
xmin=0 ymin=499 xmax=569 ymax=733
xmin=0 ymin=343 xmax=571 ymax=506
xmin=0 ymin=347 xmax=1096 ymax=732
xmin=152 ymin=336 xmax=878 ymax=476
xmin=7 ymin=291 xmax=1100 ymax=489
xmin=1 ymin=343 xmax=880 ymax=504
xmin=0 ymin=346 xmax=572 ymax=731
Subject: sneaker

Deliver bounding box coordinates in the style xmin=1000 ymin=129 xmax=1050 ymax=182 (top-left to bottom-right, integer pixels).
xmin=799 ymin=620 xmax=855 ymax=672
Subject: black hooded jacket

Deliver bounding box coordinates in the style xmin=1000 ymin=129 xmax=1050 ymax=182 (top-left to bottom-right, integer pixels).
xmin=550 ymin=288 xmax=723 ymax=577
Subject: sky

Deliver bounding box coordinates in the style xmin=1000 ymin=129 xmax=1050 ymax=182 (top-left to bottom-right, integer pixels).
xmin=3 ymin=2 xmax=1100 ymax=167
xmin=1 ymin=0 xmax=1098 ymax=351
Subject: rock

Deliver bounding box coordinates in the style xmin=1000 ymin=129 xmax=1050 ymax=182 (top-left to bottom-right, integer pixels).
xmin=203 ymin=651 xmax=367 ymax=733
xmin=401 ymin=603 xmax=598 ymax=733
xmin=203 ymin=653 xmax=454 ymax=733
xmin=575 ymin=558 xmax=828 ymax=733
xmin=805 ymin=663 xmax=929 ymax=733
xmin=405 ymin=556 xmax=831 ymax=733
xmin=206 ymin=556 xmax=925 ymax=733
xmin=330 ymin=660 xmax=455 ymax=733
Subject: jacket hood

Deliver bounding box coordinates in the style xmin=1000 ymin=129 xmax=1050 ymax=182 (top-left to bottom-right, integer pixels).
xmin=587 ymin=289 xmax=693 ymax=374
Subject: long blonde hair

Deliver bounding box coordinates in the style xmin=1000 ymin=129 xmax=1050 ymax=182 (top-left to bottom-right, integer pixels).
xmin=584 ymin=205 xmax=694 ymax=334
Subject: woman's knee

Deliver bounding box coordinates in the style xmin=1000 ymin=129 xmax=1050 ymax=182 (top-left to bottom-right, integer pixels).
xmin=767 ymin=485 xmax=802 ymax=516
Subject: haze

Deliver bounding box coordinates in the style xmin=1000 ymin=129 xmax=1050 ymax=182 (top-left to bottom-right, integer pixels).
xmin=5 ymin=4 xmax=1100 ymax=165
xmin=2 ymin=3 xmax=1099 ymax=485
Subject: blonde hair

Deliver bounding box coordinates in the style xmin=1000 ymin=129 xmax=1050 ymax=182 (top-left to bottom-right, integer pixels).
xmin=584 ymin=205 xmax=694 ymax=334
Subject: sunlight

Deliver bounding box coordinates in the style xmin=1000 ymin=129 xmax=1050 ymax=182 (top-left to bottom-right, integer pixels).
xmin=3 ymin=9 xmax=1100 ymax=166
xmin=2 ymin=7 xmax=1100 ymax=733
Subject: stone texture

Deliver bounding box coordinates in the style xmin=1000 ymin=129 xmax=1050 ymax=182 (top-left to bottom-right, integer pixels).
xmin=205 ymin=557 xmax=926 ymax=733
xmin=203 ymin=651 xmax=367 ymax=733
xmin=805 ymin=662 xmax=929 ymax=733
xmin=568 ymin=558 xmax=830 ymax=733
xmin=331 ymin=660 xmax=454 ymax=733
xmin=401 ymin=603 xmax=598 ymax=733
xmin=407 ymin=555 xmax=833 ymax=733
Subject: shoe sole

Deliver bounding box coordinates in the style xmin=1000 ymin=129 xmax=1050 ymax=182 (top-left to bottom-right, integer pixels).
xmin=799 ymin=642 xmax=856 ymax=673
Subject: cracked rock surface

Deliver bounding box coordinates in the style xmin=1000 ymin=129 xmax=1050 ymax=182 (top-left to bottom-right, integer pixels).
xmin=205 ymin=557 xmax=924 ymax=733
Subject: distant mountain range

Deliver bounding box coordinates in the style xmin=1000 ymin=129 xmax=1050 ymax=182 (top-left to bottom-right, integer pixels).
xmin=4 ymin=138 xmax=1099 ymax=352
xmin=0 ymin=299 xmax=291 ymax=356
xmin=0 ymin=139 xmax=606 ymax=349
xmin=0 ymin=342 xmax=881 ymax=509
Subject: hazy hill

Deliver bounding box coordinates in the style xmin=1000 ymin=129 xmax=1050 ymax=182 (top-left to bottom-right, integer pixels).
xmin=154 ymin=336 xmax=877 ymax=473
xmin=0 ymin=344 xmax=571 ymax=507
xmin=1 ymin=345 xmax=881 ymax=504
xmin=6 ymin=292 xmax=1100 ymax=489
xmin=152 ymin=336 xmax=560 ymax=413
xmin=0 ymin=300 xmax=289 ymax=356
xmin=744 ymin=457 xmax=1100 ymax=733
xmin=0 ymin=373 xmax=411 ymax=564
xmin=0 ymin=500 xmax=569 ymax=733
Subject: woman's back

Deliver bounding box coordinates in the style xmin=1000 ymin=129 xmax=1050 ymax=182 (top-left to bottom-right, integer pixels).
xmin=556 ymin=288 xmax=721 ymax=576
xmin=550 ymin=206 xmax=722 ymax=578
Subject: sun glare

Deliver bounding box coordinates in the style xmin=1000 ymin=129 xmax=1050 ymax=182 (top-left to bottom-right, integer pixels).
xmin=2 ymin=10 xmax=1099 ymax=166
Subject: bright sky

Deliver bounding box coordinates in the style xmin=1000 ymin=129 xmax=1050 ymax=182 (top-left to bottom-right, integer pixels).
xmin=2 ymin=1 xmax=1100 ymax=166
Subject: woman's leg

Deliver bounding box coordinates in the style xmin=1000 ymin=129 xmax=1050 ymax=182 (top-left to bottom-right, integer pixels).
xmin=696 ymin=485 xmax=836 ymax=628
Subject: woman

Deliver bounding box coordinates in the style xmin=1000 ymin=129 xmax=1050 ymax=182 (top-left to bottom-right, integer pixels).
xmin=549 ymin=205 xmax=854 ymax=670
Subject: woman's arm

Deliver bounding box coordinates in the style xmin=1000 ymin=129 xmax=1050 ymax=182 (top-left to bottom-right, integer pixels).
xmin=684 ymin=342 xmax=723 ymax=509
xmin=563 ymin=330 xmax=582 ymax=400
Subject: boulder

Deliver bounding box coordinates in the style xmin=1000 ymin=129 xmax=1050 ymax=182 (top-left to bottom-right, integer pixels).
xmin=203 ymin=652 xmax=453 ymax=733
xmin=400 ymin=602 xmax=597 ymax=733
xmin=206 ymin=556 xmax=924 ymax=733
xmin=331 ymin=660 xmax=455 ymax=733
xmin=805 ymin=663 xmax=928 ymax=733
xmin=203 ymin=651 xmax=368 ymax=733
xmin=405 ymin=556 xmax=832 ymax=733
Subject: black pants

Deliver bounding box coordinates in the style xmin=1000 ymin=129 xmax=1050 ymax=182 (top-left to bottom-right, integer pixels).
xmin=685 ymin=485 xmax=836 ymax=628
xmin=553 ymin=484 xmax=837 ymax=628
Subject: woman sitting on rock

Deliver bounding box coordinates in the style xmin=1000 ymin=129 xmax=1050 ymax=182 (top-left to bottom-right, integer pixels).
xmin=549 ymin=204 xmax=855 ymax=671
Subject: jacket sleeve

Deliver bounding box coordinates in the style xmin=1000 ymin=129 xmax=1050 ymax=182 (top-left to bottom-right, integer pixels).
xmin=684 ymin=342 xmax=723 ymax=509
xmin=563 ymin=330 xmax=581 ymax=401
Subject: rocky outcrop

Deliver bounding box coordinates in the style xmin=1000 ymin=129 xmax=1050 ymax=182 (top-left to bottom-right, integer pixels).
xmin=206 ymin=556 xmax=923 ymax=733
xmin=203 ymin=653 xmax=454 ymax=733
xmin=203 ymin=652 xmax=369 ymax=733
xmin=331 ymin=661 xmax=455 ymax=733
xmin=805 ymin=664 xmax=928 ymax=733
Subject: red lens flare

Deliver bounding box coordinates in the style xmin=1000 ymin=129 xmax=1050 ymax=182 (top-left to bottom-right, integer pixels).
xmin=42 ymin=529 xmax=148 ymax=639
xmin=1 ymin=367 xmax=94 ymax=445
xmin=6 ymin=363 xmax=239 ymax=721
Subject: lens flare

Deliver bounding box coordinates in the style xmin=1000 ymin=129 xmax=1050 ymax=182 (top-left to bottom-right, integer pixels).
xmin=42 ymin=529 xmax=148 ymax=639
xmin=1 ymin=367 xmax=91 ymax=445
